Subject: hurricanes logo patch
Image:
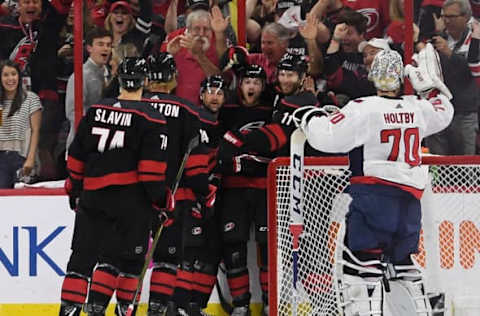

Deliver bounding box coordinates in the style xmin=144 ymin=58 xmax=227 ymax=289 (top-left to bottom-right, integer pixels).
xmin=192 ymin=227 xmax=202 ymax=235
xmin=224 ymin=222 xmax=235 ymax=232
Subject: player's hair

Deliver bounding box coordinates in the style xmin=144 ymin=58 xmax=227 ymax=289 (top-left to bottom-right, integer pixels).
xmin=186 ymin=9 xmax=211 ymax=31
xmin=262 ymin=22 xmax=290 ymax=44
xmin=389 ymin=0 xmax=405 ymax=21
xmin=85 ymin=27 xmax=112 ymax=46
xmin=443 ymin=0 xmax=472 ymax=19
xmin=337 ymin=8 xmax=368 ymax=36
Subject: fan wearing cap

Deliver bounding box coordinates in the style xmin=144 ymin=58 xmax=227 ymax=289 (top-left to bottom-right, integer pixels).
xmin=215 ymin=65 xmax=274 ymax=316
xmin=104 ymin=0 xmax=153 ymax=52
xmin=161 ymin=6 xmax=229 ymax=105
xmin=59 ymin=57 xmax=169 ymax=316
xmin=296 ymin=49 xmax=453 ymax=316
xmin=358 ymin=37 xmax=391 ymax=71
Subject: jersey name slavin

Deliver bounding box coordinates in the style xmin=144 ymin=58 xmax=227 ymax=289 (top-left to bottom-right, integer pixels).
xmin=384 ymin=112 xmax=415 ymax=124
xmin=94 ymin=109 xmax=133 ymax=126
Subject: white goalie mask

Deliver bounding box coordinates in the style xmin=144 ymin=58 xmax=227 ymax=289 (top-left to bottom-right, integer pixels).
xmin=368 ymin=49 xmax=404 ymax=92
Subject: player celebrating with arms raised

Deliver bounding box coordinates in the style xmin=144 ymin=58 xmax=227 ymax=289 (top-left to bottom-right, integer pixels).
xmin=295 ymin=45 xmax=453 ymax=315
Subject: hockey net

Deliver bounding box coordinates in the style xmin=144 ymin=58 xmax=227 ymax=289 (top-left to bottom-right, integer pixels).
xmin=268 ymin=155 xmax=480 ymax=316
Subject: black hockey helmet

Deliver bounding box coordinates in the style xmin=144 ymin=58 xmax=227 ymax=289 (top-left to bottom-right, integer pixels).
xmin=277 ymin=53 xmax=308 ymax=76
xmin=240 ymin=64 xmax=267 ymax=82
xmin=118 ymin=57 xmax=148 ymax=90
xmin=200 ymin=75 xmax=227 ymax=94
xmin=147 ymin=51 xmax=177 ymax=82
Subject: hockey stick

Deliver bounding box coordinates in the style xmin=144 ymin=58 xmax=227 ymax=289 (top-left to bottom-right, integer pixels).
xmin=289 ymin=128 xmax=307 ymax=316
xmin=216 ymin=262 xmax=234 ymax=314
xmin=126 ymin=135 xmax=200 ymax=316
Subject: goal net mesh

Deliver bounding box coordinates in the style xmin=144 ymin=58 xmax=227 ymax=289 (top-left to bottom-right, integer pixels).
xmin=268 ymin=156 xmax=480 ymax=316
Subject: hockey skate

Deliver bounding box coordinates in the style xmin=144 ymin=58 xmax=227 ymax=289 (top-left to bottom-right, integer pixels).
xmin=188 ymin=302 xmax=211 ymax=316
xmin=230 ymin=305 xmax=251 ymax=316
xmin=148 ymin=301 xmax=169 ymax=316
xmin=84 ymin=303 xmax=106 ymax=316
xmin=59 ymin=303 xmax=82 ymax=316
xmin=115 ymin=302 xmax=138 ymax=316
xmin=261 ymin=304 xmax=269 ymax=316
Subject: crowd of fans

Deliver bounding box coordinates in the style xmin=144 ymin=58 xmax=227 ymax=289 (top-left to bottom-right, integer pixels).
xmin=0 ymin=0 xmax=479 ymax=188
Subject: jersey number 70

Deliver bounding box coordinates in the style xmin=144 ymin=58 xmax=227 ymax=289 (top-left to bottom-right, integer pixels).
xmin=380 ymin=127 xmax=420 ymax=167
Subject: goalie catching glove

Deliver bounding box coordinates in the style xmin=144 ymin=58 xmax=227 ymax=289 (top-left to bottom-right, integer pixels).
xmin=404 ymin=43 xmax=453 ymax=100
xmin=153 ymin=188 xmax=176 ymax=227
xmin=191 ymin=184 xmax=217 ymax=220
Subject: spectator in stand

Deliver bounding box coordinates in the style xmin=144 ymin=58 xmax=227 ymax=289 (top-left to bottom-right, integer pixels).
xmin=340 ymin=0 xmax=390 ymax=40
xmin=358 ymin=38 xmax=391 ymax=72
xmin=468 ymin=19 xmax=480 ymax=87
xmin=385 ymin=0 xmax=420 ymax=54
xmin=104 ymin=0 xmax=152 ymax=54
xmin=103 ymin=42 xmax=140 ymax=98
xmin=162 ymin=7 xmax=229 ymax=105
xmin=425 ymin=0 xmax=480 ymax=155
xmin=65 ymin=28 xmax=112 ymax=151
xmin=164 ymin=0 xmax=209 ymax=33
xmin=247 ymin=22 xmax=289 ymax=84
xmin=0 ymin=60 xmax=42 ymax=188
xmin=323 ymin=10 xmax=376 ymax=99
xmin=418 ymin=0 xmax=443 ymax=40
xmin=0 ymin=0 xmax=73 ymax=180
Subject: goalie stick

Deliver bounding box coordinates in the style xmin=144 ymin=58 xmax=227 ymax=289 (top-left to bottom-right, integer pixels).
xmin=289 ymin=128 xmax=307 ymax=316
xmin=126 ymin=135 xmax=201 ymax=316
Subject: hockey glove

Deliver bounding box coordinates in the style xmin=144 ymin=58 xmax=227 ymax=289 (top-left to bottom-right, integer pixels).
xmin=220 ymin=46 xmax=249 ymax=74
xmin=64 ymin=178 xmax=80 ymax=212
xmin=191 ymin=184 xmax=217 ymax=221
xmin=404 ymin=43 xmax=453 ymax=100
xmin=153 ymin=189 xmax=176 ymax=227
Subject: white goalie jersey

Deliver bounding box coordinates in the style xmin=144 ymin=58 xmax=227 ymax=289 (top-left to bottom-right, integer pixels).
xmin=303 ymin=94 xmax=454 ymax=191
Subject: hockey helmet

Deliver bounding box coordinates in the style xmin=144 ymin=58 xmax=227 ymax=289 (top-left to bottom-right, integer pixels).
xmin=200 ymin=75 xmax=227 ymax=95
xmin=118 ymin=57 xmax=148 ymax=90
xmin=240 ymin=64 xmax=267 ymax=82
xmin=277 ymin=53 xmax=308 ymax=76
xmin=147 ymin=52 xmax=177 ymax=82
xmin=368 ymin=49 xmax=404 ymax=92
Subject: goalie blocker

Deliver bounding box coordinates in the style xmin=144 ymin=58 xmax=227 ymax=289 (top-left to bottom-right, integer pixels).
xmin=290 ymin=49 xmax=454 ymax=315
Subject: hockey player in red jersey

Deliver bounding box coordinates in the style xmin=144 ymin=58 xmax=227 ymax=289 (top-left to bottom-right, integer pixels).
xmin=59 ymin=57 xmax=170 ymax=316
xmin=296 ymin=46 xmax=453 ymax=315
xmin=215 ymin=65 xmax=273 ymax=316
xmin=168 ymin=75 xmax=226 ymax=316
xmin=143 ymin=52 xmax=217 ymax=316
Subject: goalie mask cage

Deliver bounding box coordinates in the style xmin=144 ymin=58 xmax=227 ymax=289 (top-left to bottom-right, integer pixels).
xmin=268 ymin=155 xmax=480 ymax=316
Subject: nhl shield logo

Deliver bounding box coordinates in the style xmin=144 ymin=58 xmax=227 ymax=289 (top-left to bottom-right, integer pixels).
xmin=224 ymin=222 xmax=235 ymax=232
xmin=168 ymin=246 xmax=176 ymax=254
xmin=135 ymin=246 xmax=143 ymax=254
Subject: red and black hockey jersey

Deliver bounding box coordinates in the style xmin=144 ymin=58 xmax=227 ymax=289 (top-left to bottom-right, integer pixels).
xmin=67 ymin=98 xmax=168 ymax=206
xmin=217 ymin=94 xmax=274 ymax=189
xmin=143 ymin=92 xmax=217 ymax=201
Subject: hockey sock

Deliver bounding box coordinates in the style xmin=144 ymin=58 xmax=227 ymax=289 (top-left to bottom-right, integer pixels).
xmin=227 ymin=267 xmax=251 ymax=306
xmin=171 ymin=261 xmax=193 ymax=309
xmin=192 ymin=261 xmax=217 ymax=308
xmin=87 ymin=263 xmax=119 ymax=310
xmin=114 ymin=273 xmax=140 ymax=315
xmin=60 ymin=272 xmax=89 ymax=306
xmin=149 ymin=262 xmax=177 ymax=308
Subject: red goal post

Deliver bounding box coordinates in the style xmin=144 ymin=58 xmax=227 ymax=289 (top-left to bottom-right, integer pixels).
xmin=267 ymin=155 xmax=480 ymax=316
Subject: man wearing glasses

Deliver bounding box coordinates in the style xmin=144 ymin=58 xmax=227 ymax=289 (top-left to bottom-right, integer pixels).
xmin=424 ymin=0 xmax=480 ymax=155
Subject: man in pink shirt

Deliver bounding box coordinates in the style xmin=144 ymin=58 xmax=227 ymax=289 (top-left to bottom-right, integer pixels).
xmin=161 ymin=6 xmax=229 ymax=105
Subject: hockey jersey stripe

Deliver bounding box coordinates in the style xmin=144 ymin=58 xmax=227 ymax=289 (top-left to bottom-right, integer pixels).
xmin=67 ymin=156 xmax=85 ymax=174
xmin=83 ymin=171 xmax=138 ymax=190
xmin=260 ymin=124 xmax=287 ymax=152
xmin=174 ymin=187 xmax=196 ymax=201
xmin=138 ymin=174 xmax=166 ymax=182
xmin=138 ymin=160 xmax=167 ymax=173
xmin=350 ymin=176 xmax=423 ymax=199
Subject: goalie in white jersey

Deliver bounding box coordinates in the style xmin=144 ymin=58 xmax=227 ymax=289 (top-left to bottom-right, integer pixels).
xmin=296 ymin=45 xmax=453 ymax=316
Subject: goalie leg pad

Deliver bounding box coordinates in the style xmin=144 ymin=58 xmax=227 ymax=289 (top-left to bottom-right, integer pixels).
xmin=392 ymin=265 xmax=432 ymax=315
